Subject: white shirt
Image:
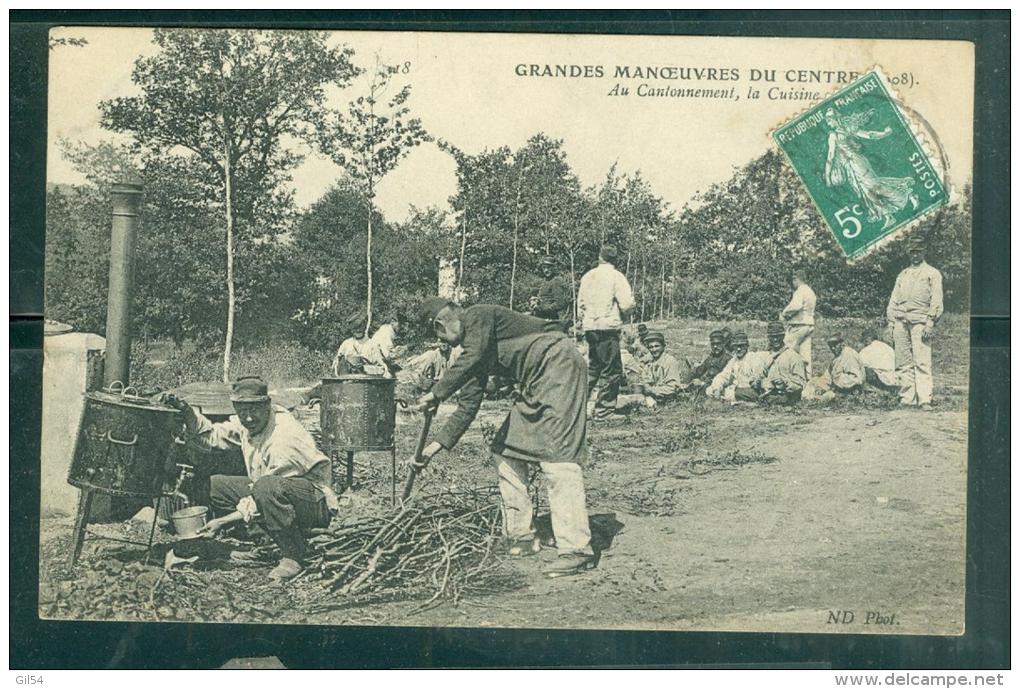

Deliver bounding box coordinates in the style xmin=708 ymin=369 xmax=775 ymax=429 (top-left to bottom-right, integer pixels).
xmin=706 ymin=351 xmax=771 ymax=398
xmin=362 ymin=323 xmax=399 ymax=377
xmin=860 ymin=340 xmax=898 ymax=386
xmin=577 ymin=262 xmax=635 ymax=331
xmin=331 ymin=336 xmax=365 ymax=376
xmin=886 ymin=262 xmax=944 ymax=325
xmin=782 ymin=283 xmax=817 ymax=326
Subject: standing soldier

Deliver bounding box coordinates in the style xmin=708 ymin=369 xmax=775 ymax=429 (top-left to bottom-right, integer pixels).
xmin=408 ymin=298 xmax=596 ymax=578
xmin=781 ymin=268 xmax=817 ymax=376
xmin=577 ymin=245 xmax=636 ymax=420
xmin=887 ymin=235 xmax=943 ymax=409
xmin=531 ymin=255 xmax=573 ymax=326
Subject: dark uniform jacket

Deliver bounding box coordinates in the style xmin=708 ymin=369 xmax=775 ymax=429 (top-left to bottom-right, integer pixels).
xmin=431 ymin=305 xmax=564 ymax=449
xmin=686 ymin=349 xmax=732 ymax=384
xmin=533 ymin=275 xmax=572 ymax=321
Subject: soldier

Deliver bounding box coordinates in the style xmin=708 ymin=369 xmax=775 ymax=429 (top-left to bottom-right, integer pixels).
xmin=408 ymin=298 xmax=596 ymax=578
xmin=686 ymin=329 xmax=733 ymax=390
xmin=619 ymin=331 xmax=688 ymax=409
xmin=577 ymin=245 xmax=636 ymax=420
xmin=164 ymin=377 xmax=338 ymax=581
xmin=824 ymin=334 xmax=867 ymax=396
xmin=706 ymin=331 xmax=770 ymax=403
xmin=887 ymin=236 xmax=943 ymax=409
xmin=531 ymin=255 xmax=573 ymax=325
xmin=859 ymin=327 xmax=899 ymax=392
xmin=757 ymin=321 xmax=809 ymax=405
xmin=781 ymin=268 xmax=817 ymax=376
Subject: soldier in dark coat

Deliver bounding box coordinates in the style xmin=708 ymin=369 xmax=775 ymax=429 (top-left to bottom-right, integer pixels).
xmin=531 ymin=255 xmax=573 ymax=326
xmin=686 ymin=329 xmax=733 ymax=389
xmin=407 ymin=298 xmax=596 ymax=578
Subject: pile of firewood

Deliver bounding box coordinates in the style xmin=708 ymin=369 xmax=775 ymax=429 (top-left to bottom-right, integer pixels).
xmin=308 ymin=489 xmax=523 ymax=610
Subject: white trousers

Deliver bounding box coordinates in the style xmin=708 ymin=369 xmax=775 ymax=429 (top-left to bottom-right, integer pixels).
xmin=496 ymin=455 xmax=593 ymax=555
xmin=893 ymin=320 xmax=934 ymax=405
xmin=784 ymin=324 xmax=814 ymax=376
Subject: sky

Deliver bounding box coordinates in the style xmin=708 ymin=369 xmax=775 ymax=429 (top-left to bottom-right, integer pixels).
xmin=48 ymin=28 xmax=974 ymax=223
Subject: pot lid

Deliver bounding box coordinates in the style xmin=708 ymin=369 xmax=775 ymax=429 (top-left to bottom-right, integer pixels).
xmin=172 ymin=381 xmax=235 ymax=416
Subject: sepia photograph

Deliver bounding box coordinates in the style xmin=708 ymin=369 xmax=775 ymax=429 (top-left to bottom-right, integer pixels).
xmin=37 ymin=26 xmax=975 ymax=636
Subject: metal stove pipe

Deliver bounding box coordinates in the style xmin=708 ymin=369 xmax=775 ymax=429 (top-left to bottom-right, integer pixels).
xmin=104 ymin=182 xmax=143 ymax=388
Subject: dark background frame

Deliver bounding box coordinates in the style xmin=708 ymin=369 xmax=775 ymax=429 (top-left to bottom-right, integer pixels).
xmin=10 ymin=10 xmax=1009 ymax=669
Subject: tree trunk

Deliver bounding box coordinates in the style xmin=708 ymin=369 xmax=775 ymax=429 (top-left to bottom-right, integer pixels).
xmin=509 ymin=169 xmax=525 ymax=308
xmin=569 ymin=249 xmax=577 ymax=324
xmin=457 ymin=210 xmax=467 ymax=295
xmin=222 ymin=137 xmax=236 ymax=383
xmin=669 ymin=255 xmax=677 ymax=318
xmin=659 ymin=260 xmax=666 ymax=320
xmin=637 ymin=247 xmax=645 ymax=322
xmin=364 ymin=187 xmax=374 ymax=339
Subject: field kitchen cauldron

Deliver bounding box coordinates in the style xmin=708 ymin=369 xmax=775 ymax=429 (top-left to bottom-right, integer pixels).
xmin=318 ymin=375 xmax=398 ymax=502
xmin=66 ymin=384 xmax=186 ymax=566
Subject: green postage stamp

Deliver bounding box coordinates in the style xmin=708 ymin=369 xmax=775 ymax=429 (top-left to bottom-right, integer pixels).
xmin=774 ymin=69 xmax=948 ymax=260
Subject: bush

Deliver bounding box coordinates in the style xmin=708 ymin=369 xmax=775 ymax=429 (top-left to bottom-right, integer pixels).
xmin=131 ymin=340 xmax=332 ymax=391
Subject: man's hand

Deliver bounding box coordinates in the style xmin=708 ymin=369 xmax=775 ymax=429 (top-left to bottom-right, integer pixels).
xmin=158 ymin=392 xmax=189 ymax=412
xmin=921 ymin=323 xmax=935 ymax=344
xmin=407 ymin=391 xmax=438 ymax=413
xmin=196 ymin=517 xmax=225 ymax=537
xmin=403 ymin=441 xmax=442 ymax=472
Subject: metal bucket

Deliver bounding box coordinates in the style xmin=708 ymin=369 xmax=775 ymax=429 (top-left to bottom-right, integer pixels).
xmin=171 ymin=505 xmax=208 ymax=539
xmin=68 ymin=387 xmax=184 ymax=498
xmin=319 ymin=375 xmax=396 ymax=452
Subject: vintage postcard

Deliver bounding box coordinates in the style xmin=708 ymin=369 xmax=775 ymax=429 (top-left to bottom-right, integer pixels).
xmin=41 ymin=27 xmax=973 ymax=635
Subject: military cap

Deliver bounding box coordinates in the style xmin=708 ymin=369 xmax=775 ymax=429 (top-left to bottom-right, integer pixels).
xmin=709 ymin=329 xmax=726 ymax=342
xmin=637 ymin=323 xmax=649 ymax=335
xmin=730 ymin=331 xmax=749 ymax=345
xmin=643 ymin=331 xmax=665 ymax=346
xmin=907 ymin=233 xmax=926 ymax=247
xmin=827 ymin=334 xmax=845 ymax=345
xmin=419 ymin=296 xmax=455 ymax=324
xmin=599 ymin=244 xmax=619 ymax=264
xmin=766 ymin=321 xmax=786 ymax=337
xmin=540 ymin=255 xmax=557 ymax=266
xmin=231 ymin=376 xmax=270 ymax=403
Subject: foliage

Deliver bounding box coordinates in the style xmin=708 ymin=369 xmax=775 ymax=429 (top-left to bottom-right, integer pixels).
xmin=131 ymin=340 xmax=332 ymax=391
xmin=45 ymin=140 xmax=302 ymax=346
xmin=316 ymin=56 xmax=432 ymax=335
xmin=98 ymin=28 xmax=358 ymax=379
xmin=290 ymin=184 xmax=444 ymax=351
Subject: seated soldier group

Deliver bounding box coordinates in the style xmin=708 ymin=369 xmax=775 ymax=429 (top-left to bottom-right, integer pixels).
xmin=617 ymin=321 xmax=900 ymax=409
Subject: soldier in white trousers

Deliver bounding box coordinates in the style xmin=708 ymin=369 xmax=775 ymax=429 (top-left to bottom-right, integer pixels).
xmin=886 ymin=235 xmax=944 ymax=409
xmin=781 ymin=268 xmax=817 ymax=376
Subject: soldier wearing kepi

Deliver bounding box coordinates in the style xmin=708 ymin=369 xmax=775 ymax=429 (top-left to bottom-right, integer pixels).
xmin=531 ymin=255 xmax=573 ymax=326
xmin=163 ymin=377 xmax=339 ymax=581
xmin=706 ymin=331 xmax=770 ymax=403
xmin=758 ymin=320 xmax=809 ymax=405
xmin=407 ymin=298 xmax=596 ymax=578
xmin=781 ymin=268 xmax=817 ymax=376
xmin=685 ymin=329 xmax=733 ymax=390
xmin=887 ymin=235 xmax=943 ymax=409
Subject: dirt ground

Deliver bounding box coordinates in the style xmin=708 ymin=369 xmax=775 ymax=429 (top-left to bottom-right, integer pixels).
xmin=38 ymin=317 xmax=969 ymax=635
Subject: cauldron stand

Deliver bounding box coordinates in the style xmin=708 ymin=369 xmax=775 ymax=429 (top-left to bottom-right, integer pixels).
xmin=66 ymin=386 xmax=185 ymax=568
xmin=319 ymin=376 xmax=398 ymax=505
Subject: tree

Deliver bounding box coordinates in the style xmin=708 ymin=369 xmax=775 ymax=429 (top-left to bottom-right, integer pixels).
xmin=317 ymin=55 xmax=431 ymax=337
xmin=99 ymin=28 xmax=358 ymax=381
